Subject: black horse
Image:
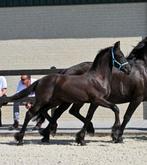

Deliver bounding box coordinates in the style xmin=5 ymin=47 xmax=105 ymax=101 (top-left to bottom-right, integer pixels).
xmin=39 ymin=37 xmax=147 ymax=144
xmin=80 ymin=36 xmax=147 ymax=143
xmin=0 ymin=41 xmax=130 ymax=145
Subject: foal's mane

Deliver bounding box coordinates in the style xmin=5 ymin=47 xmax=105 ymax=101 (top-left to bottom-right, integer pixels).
xmin=91 ymin=46 xmax=111 ymax=70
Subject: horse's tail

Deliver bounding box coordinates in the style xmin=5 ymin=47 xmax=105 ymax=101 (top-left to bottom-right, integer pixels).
xmin=0 ymin=80 xmax=39 ymax=106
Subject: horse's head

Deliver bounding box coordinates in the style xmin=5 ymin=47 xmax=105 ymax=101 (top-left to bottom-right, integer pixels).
xmin=129 ymin=37 xmax=147 ymax=62
xmin=112 ymin=41 xmax=131 ymax=74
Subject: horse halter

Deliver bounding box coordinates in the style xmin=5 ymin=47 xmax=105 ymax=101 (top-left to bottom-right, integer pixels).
xmin=111 ymin=47 xmax=128 ymax=70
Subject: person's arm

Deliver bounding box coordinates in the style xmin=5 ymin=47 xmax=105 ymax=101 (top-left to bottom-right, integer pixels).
xmin=16 ymin=80 xmax=25 ymax=93
xmin=0 ymin=77 xmax=7 ymax=96
xmin=1 ymin=88 xmax=7 ymax=96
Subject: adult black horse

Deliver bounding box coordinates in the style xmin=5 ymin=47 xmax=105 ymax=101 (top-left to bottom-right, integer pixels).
xmin=0 ymin=41 xmax=130 ymax=145
xmin=39 ymin=37 xmax=147 ymax=144
xmin=79 ymin=37 xmax=147 ymax=143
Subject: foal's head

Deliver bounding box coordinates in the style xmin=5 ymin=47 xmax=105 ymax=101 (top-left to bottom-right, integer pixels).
xmin=112 ymin=41 xmax=131 ymax=74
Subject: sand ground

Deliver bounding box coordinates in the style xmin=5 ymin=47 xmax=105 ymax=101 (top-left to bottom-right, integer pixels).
xmin=0 ymin=135 xmax=147 ymax=165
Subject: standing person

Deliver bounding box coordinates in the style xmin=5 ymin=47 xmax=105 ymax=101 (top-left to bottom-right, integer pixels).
xmin=0 ymin=76 xmax=7 ymax=127
xmin=9 ymin=75 xmax=36 ymax=130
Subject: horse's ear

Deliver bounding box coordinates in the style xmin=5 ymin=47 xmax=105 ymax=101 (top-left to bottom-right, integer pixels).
xmin=114 ymin=41 xmax=120 ymax=49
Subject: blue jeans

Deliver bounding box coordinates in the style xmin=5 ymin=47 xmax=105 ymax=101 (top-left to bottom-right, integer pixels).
xmin=13 ymin=101 xmax=20 ymax=122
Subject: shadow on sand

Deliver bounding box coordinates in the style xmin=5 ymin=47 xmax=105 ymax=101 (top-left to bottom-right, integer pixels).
xmin=0 ymin=137 xmax=112 ymax=146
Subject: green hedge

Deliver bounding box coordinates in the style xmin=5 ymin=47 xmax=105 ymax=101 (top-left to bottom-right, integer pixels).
xmin=0 ymin=0 xmax=146 ymax=7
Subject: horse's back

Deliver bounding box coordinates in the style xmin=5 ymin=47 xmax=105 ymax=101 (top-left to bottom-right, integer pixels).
xmin=64 ymin=62 xmax=92 ymax=75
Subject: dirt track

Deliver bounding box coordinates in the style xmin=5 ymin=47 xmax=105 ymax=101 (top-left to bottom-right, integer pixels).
xmin=0 ymin=135 xmax=147 ymax=165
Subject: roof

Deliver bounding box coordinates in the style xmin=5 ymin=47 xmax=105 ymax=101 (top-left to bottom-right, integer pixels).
xmin=0 ymin=0 xmax=146 ymax=7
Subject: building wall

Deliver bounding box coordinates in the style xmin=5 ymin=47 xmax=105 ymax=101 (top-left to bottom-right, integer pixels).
xmin=0 ymin=2 xmax=146 ymax=121
xmin=0 ymin=3 xmax=146 ymax=40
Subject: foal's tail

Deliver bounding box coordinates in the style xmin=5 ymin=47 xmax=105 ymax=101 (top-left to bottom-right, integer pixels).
xmin=0 ymin=80 xmax=39 ymax=106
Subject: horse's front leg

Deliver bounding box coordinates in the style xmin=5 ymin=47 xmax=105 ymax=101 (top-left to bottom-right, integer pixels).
xmin=69 ymin=103 xmax=96 ymax=136
xmin=93 ymin=98 xmax=121 ymax=143
xmin=14 ymin=104 xmax=41 ymax=145
xmin=76 ymin=103 xmax=98 ymax=145
xmin=110 ymin=105 xmax=121 ymax=142
xmin=113 ymin=98 xmax=142 ymax=143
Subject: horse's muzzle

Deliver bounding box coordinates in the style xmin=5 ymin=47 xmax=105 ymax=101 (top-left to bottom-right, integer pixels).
xmin=123 ymin=65 xmax=131 ymax=75
xmin=121 ymin=64 xmax=131 ymax=75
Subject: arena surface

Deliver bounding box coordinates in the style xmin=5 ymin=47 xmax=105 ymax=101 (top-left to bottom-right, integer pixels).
xmin=0 ymin=135 xmax=147 ymax=165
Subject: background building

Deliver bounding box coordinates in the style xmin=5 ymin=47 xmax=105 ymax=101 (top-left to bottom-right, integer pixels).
xmin=0 ymin=0 xmax=146 ymax=123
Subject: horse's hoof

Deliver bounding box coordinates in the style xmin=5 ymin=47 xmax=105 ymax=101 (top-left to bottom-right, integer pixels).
xmin=41 ymin=137 xmax=50 ymax=143
xmin=80 ymin=140 xmax=86 ymax=146
xmin=14 ymin=133 xmax=21 ymax=141
xmin=88 ymin=132 xmax=94 ymax=137
xmin=17 ymin=141 xmax=24 ymax=146
xmin=14 ymin=133 xmax=19 ymax=141
xmin=86 ymin=123 xmax=95 ymax=136
xmin=75 ymin=136 xmax=81 ymax=144
xmin=76 ymin=137 xmax=86 ymax=146
xmin=50 ymin=123 xmax=58 ymax=137
xmin=39 ymin=129 xmax=46 ymax=136
xmin=75 ymin=134 xmax=86 ymax=146
xmin=113 ymin=137 xmax=123 ymax=143
xmin=14 ymin=132 xmax=24 ymax=146
xmin=50 ymin=130 xmax=56 ymax=137
xmin=111 ymin=133 xmax=115 ymax=141
xmin=50 ymin=125 xmax=57 ymax=137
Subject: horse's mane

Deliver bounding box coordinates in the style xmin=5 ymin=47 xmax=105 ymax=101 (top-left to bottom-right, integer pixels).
xmin=127 ymin=37 xmax=147 ymax=61
xmin=91 ymin=47 xmax=111 ymax=70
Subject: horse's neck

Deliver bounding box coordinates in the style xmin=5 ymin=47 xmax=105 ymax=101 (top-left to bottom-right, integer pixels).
xmin=90 ymin=51 xmax=112 ymax=81
xmin=128 ymin=59 xmax=147 ymax=99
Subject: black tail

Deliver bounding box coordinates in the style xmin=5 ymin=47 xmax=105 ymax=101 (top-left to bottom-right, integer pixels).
xmin=0 ymin=80 xmax=39 ymax=106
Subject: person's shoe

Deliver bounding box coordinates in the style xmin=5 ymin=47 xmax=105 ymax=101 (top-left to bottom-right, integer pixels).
xmin=9 ymin=120 xmax=19 ymax=130
xmin=32 ymin=122 xmax=42 ymax=131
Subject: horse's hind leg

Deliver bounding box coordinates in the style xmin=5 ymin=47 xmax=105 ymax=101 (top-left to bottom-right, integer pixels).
xmin=76 ymin=103 xmax=98 ymax=145
xmin=40 ymin=103 xmax=71 ymax=141
xmin=14 ymin=103 xmax=43 ymax=145
xmin=49 ymin=103 xmax=71 ymax=135
xmin=69 ymin=103 xmax=96 ymax=135
xmin=39 ymin=110 xmax=52 ymax=143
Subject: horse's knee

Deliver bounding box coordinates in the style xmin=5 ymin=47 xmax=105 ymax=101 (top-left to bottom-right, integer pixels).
xmin=69 ymin=104 xmax=82 ymax=115
xmin=112 ymin=105 xmax=119 ymax=113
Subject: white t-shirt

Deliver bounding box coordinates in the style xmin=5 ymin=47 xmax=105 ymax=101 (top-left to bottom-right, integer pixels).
xmin=0 ymin=76 xmax=7 ymax=90
xmin=16 ymin=78 xmax=36 ymax=97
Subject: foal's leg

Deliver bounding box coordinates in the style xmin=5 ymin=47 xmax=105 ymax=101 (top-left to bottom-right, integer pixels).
xmin=40 ymin=103 xmax=71 ymax=141
xmin=113 ymin=98 xmax=142 ymax=143
xmin=14 ymin=102 xmax=43 ymax=145
xmin=76 ymin=98 xmax=120 ymax=145
xmin=69 ymin=103 xmax=97 ymax=135
xmin=76 ymin=103 xmax=98 ymax=145
xmin=40 ymin=103 xmax=95 ymax=138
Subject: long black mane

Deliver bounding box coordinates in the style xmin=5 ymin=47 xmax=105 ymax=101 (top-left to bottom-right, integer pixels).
xmin=90 ymin=47 xmax=111 ymax=70
xmin=127 ymin=37 xmax=147 ymax=62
